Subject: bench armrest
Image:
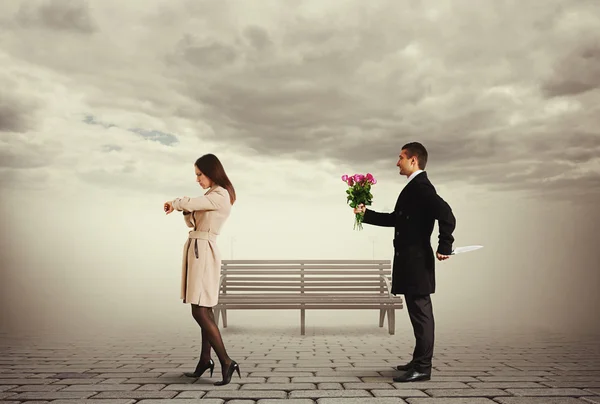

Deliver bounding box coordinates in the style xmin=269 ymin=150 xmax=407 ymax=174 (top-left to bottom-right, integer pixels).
xmin=379 ymin=274 xmax=393 ymax=298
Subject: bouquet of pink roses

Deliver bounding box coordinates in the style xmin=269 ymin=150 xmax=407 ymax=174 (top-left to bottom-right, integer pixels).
xmin=342 ymin=173 xmax=377 ymax=230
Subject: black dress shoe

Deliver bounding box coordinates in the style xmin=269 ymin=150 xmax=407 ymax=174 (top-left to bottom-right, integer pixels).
xmin=396 ymin=362 xmax=414 ymax=371
xmin=393 ymin=368 xmax=431 ymax=382
xmin=183 ymin=358 xmax=214 ymax=378
xmin=214 ymin=360 xmax=241 ymax=386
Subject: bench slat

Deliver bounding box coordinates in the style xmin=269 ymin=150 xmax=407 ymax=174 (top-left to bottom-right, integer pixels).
xmin=222 ymin=260 xmax=390 ymax=264
xmin=220 ymin=276 xmax=387 ymax=282
xmin=216 ymin=304 xmax=402 ymax=309
xmin=223 ymin=265 xmax=390 ymax=270
xmin=221 ymin=270 xmax=391 ymax=275
xmin=221 ymin=281 xmax=385 ymax=286
xmin=218 ymin=296 xmax=398 ymax=301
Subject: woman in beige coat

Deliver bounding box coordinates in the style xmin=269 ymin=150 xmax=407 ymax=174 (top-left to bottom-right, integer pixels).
xmin=163 ymin=153 xmax=240 ymax=386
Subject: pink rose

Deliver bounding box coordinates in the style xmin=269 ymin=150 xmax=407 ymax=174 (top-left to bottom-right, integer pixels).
xmin=341 ymin=174 xmax=348 ymax=182
xmin=372 ymin=178 xmax=377 ymax=184
xmin=366 ymin=173 xmax=373 ymax=181
xmin=348 ymin=177 xmax=355 ymax=186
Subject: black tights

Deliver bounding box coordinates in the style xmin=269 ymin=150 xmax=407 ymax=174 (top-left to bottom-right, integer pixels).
xmin=191 ymin=305 xmax=231 ymax=373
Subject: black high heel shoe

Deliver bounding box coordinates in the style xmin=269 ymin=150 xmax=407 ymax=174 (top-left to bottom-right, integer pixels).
xmin=214 ymin=360 xmax=241 ymax=386
xmin=183 ymin=358 xmax=214 ymax=378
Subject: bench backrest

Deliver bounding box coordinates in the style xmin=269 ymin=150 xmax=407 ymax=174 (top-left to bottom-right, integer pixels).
xmin=220 ymin=260 xmax=392 ymax=296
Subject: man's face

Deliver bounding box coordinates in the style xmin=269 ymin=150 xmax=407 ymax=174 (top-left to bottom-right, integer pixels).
xmin=396 ymin=149 xmax=416 ymax=176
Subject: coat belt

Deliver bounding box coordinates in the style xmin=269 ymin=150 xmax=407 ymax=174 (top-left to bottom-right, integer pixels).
xmin=188 ymin=230 xmax=217 ymax=259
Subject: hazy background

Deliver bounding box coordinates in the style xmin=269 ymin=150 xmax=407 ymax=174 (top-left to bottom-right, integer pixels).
xmin=1 ymin=0 xmax=599 ymax=339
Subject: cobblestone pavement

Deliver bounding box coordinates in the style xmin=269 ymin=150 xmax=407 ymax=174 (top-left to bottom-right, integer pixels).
xmin=1 ymin=324 xmax=599 ymax=403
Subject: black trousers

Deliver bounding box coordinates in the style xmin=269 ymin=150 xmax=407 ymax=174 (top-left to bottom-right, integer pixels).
xmin=404 ymin=294 xmax=434 ymax=372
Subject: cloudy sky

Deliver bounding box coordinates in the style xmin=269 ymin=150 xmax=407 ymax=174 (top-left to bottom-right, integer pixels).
xmin=1 ymin=0 xmax=599 ymax=338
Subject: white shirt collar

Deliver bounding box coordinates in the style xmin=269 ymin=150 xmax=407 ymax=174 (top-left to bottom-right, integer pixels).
xmin=407 ymin=169 xmax=424 ymax=184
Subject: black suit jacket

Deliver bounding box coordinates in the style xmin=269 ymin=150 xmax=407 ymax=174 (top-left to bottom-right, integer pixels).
xmin=362 ymin=171 xmax=456 ymax=295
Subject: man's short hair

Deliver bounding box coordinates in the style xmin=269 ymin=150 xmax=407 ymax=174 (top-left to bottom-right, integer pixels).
xmin=402 ymin=142 xmax=428 ymax=169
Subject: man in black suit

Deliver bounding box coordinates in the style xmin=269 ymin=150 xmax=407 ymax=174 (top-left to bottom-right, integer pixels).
xmin=354 ymin=142 xmax=456 ymax=382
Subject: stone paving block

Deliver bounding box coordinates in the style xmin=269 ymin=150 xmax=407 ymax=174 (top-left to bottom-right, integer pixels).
xmin=162 ymin=382 xmax=240 ymax=391
xmin=318 ymin=399 xmax=407 ymax=404
xmin=0 ymin=378 xmax=56 ymax=385
xmin=292 ymin=376 xmax=361 ymax=383
xmin=99 ymin=378 xmax=128 ymax=384
xmin=62 ymin=384 xmax=142 ymax=393
xmin=405 ymin=399 xmax=496 ymax=404
xmin=6 ymin=385 xmax=65 ymax=392
xmin=0 ymin=385 xmax=17 ymax=391
xmin=227 ymin=400 xmax=257 ymax=404
xmin=53 ymin=372 xmax=101 ymax=379
xmin=266 ymin=377 xmax=291 ymax=383
xmin=474 ymin=376 xmax=548 ymax=382
xmin=316 ymin=370 xmax=381 ymax=377
xmin=137 ymin=400 xmax=223 ymax=404
xmin=505 ymin=388 xmax=594 ymax=396
xmin=289 ymin=389 xmax=372 ymax=398
xmin=466 ymin=382 xmax=545 ymax=388
xmin=90 ymin=391 xmax=178 ymax=399
xmin=96 ymin=372 xmax=163 ymax=378
xmin=257 ymin=400 xmax=316 ymax=404
xmin=394 ymin=382 xmax=470 ymax=389
xmin=48 ymin=401 xmax=137 ymax=404
xmin=136 ymin=384 xmax=167 ymax=390
xmin=204 ymin=390 xmax=287 ymax=399
xmin=8 ymin=391 xmax=96 ymax=400
xmin=583 ymin=398 xmax=600 ymax=404
xmin=543 ymin=382 xmax=600 ymax=388
xmin=343 ymin=382 xmax=394 ymax=389
xmin=273 ymin=367 xmax=330 ymax=373
xmin=0 ymin=392 xmax=17 ymax=399
xmin=241 ymin=383 xmax=317 ymax=390
xmin=119 ymin=377 xmax=195 ymax=384
xmin=317 ymin=383 xmax=343 ymax=390
xmin=494 ymin=399 xmax=591 ymax=404
xmin=250 ymin=372 xmax=315 ymax=378
xmin=53 ymin=378 xmax=104 ymax=384
xmin=372 ymin=389 xmax=429 ymax=397
xmin=425 ymin=388 xmax=511 ymax=397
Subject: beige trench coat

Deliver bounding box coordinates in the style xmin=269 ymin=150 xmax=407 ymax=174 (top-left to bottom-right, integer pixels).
xmin=172 ymin=186 xmax=232 ymax=306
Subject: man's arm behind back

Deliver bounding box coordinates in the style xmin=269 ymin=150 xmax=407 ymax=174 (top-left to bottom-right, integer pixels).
xmin=418 ymin=183 xmax=456 ymax=255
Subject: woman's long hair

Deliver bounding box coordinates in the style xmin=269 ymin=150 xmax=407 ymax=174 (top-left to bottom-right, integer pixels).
xmin=195 ymin=154 xmax=236 ymax=205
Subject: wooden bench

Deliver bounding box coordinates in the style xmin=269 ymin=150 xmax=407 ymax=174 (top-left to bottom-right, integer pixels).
xmin=213 ymin=260 xmax=403 ymax=335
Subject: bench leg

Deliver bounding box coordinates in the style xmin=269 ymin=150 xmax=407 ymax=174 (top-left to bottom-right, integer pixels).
xmin=222 ymin=308 xmax=228 ymax=328
xmin=301 ymin=308 xmax=306 ymax=336
xmin=387 ymin=307 xmax=395 ymax=335
xmin=379 ymin=308 xmax=386 ymax=327
xmin=214 ymin=306 xmax=221 ymax=327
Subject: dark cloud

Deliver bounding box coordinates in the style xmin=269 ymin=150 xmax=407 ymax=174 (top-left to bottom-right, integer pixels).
xmin=16 ymin=0 xmax=96 ymax=34
xmin=175 ymin=35 xmax=238 ymax=68
xmin=0 ymin=103 xmax=30 ymax=133
xmin=542 ymin=41 xmax=600 ymax=97
xmin=0 ymin=88 xmax=39 ymax=133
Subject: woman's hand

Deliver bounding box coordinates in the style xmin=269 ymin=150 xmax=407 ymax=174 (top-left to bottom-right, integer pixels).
xmin=164 ymin=201 xmax=174 ymax=215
